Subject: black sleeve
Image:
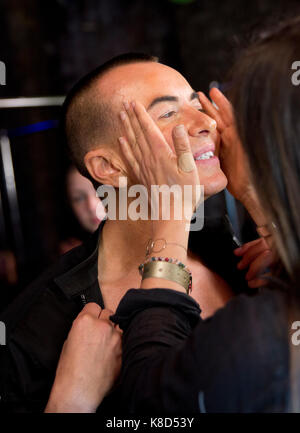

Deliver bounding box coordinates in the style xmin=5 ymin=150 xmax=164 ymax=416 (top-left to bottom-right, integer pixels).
xmin=111 ymin=288 xmax=289 ymax=414
xmin=0 ymin=281 xmax=78 ymax=413
xmin=0 ymin=340 xmax=51 ymax=413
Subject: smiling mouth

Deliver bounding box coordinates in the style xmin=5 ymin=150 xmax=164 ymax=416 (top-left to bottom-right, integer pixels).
xmin=194 ymin=150 xmax=215 ymax=161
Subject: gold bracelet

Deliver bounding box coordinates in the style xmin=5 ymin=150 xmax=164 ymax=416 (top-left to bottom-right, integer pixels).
xmin=142 ymin=260 xmax=192 ymax=294
xmin=145 ymin=238 xmax=187 ymax=257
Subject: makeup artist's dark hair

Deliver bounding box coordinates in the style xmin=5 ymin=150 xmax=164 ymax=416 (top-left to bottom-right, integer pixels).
xmin=230 ymin=15 xmax=300 ymax=289
xmin=229 ymin=15 xmax=300 ymax=410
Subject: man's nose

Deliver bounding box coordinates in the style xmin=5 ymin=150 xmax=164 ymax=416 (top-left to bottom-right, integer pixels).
xmin=187 ymin=110 xmax=217 ymax=137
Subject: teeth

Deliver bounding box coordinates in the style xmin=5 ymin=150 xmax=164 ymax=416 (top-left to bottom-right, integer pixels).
xmin=195 ymin=151 xmax=214 ymax=161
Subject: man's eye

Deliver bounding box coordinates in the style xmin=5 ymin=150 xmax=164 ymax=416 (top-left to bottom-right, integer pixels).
xmin=159 ymin=111 xmax=176 ymax=119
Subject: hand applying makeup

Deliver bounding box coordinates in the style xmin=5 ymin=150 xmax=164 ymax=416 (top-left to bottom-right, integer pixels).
xmin=198 ymin=88 xmax=268 ymax=229
xmin=199 ymin=88 xmax=278 ymax=285
xmin=198 ymin=88 xmax=255 ymax=203
xmin=118 ymin=100 xmax=201 ymax=293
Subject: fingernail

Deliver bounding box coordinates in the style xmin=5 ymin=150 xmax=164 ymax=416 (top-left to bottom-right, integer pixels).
xmin=131 ymin=101 xmax=136 ymax=109
xmin=118 ymin=137 xmax=126 ymax=145
xmin=120 ymin=111 xmax=126 ymax=121
xmin=123 ymin=101 xmax=129 ymax=110
xmin=174 ymin=125 xmax=185 ymax=137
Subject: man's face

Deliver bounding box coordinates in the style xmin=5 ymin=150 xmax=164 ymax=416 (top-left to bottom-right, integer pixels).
xmin=99 ymin=61 xmax=227 ymax=198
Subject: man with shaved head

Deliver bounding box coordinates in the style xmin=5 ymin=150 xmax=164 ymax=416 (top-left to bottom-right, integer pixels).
xmin=0 ymin=53 xmax=257 ymax=413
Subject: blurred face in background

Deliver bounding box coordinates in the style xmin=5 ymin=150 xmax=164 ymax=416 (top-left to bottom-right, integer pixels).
xmin=67 ymin=167 xmax=104 ymax=233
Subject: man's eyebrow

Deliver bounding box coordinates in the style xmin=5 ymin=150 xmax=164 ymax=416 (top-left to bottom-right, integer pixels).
xmin=147 ymin=96 xmax=178 ymax=110
xmin=147 ymin=91 xmax=200 ymax=111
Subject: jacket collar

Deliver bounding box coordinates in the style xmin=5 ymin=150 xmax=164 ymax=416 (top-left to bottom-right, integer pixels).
xmin=54 ymin=217 xmax=107 ymax=298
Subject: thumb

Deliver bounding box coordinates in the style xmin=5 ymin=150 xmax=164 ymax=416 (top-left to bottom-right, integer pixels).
xmin=172 ymin=125 xmax=196 ymax=173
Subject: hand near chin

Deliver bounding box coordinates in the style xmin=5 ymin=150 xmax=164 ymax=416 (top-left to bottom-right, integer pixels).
xmin=198 ymin=88 xmax=254 ymax=204
xmin=44 ymin=303 xmax=122 ymax=413
xmin=234 ymin=237 xmax=278 ymax=289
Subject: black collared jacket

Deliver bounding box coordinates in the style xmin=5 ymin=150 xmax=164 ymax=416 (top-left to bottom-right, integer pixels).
xmin=0 ymin=215 xmax=253 ymax=413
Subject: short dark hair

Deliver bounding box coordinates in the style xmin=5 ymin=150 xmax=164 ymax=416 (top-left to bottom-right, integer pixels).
xmin=61 ymin=53 xmax=158 ymax=183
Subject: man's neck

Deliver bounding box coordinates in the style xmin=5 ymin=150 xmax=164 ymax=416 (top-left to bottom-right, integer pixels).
xmin=97 ymin=217 xmax=154 ymax=284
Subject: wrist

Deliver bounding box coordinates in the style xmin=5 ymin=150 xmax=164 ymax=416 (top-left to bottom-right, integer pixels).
xmin=139 ymin=220 xmax=191 ymax=293
xmin=151 ymin=219 xmax=190 ymax=249
xmin=45 ymin=398 xmax=96 ymax=414
xmin=44 ymin=385 xmax=98 ymax=413
xmin=147 ymin=236 xmax=189 ymax=266
xmin=239 ymin=188 xmax=267 ymax=227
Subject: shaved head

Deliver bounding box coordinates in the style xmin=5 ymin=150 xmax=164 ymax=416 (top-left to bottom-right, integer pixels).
xmin=61 ymin=53 xmax=158 ymax=182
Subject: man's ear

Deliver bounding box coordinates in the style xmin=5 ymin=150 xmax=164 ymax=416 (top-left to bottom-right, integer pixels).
xmin=84 ymin=148 xmax=123 ymax=187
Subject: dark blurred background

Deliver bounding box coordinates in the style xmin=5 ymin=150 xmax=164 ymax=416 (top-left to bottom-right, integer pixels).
xmin=0 ymin=0 xmax=299 ymax=309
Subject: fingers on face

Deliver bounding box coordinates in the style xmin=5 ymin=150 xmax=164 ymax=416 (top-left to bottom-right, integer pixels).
xmin=123 ymin=102 xmax=145 ymax=155
xmin=172 ymin=125 xmax=192 ymax=154
xmin=198 ymin=91 xmax=226 ymax=131
xmin=124 ymin=100 xmax=158 ymax=162
xmin=119 ymin=108 xmax=139 ymax=150
xmin=132 ymin=101 xmax=172 ymax=158
xmin=208 ymin=87 xmax=234 ymax=125
xmin=119 ymin=107 xmax=146 ymax=179
xmin=122 ymin=100 xmax=174 ymax=154
xmin=119 ymin=106 xmax=143 ymax=164
xmin=118 ymin=135 xmax=141 ymax=180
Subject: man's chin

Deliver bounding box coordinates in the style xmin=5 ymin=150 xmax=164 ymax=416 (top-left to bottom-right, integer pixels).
xmin=202 ymin=172 xmax=228 ymax=200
